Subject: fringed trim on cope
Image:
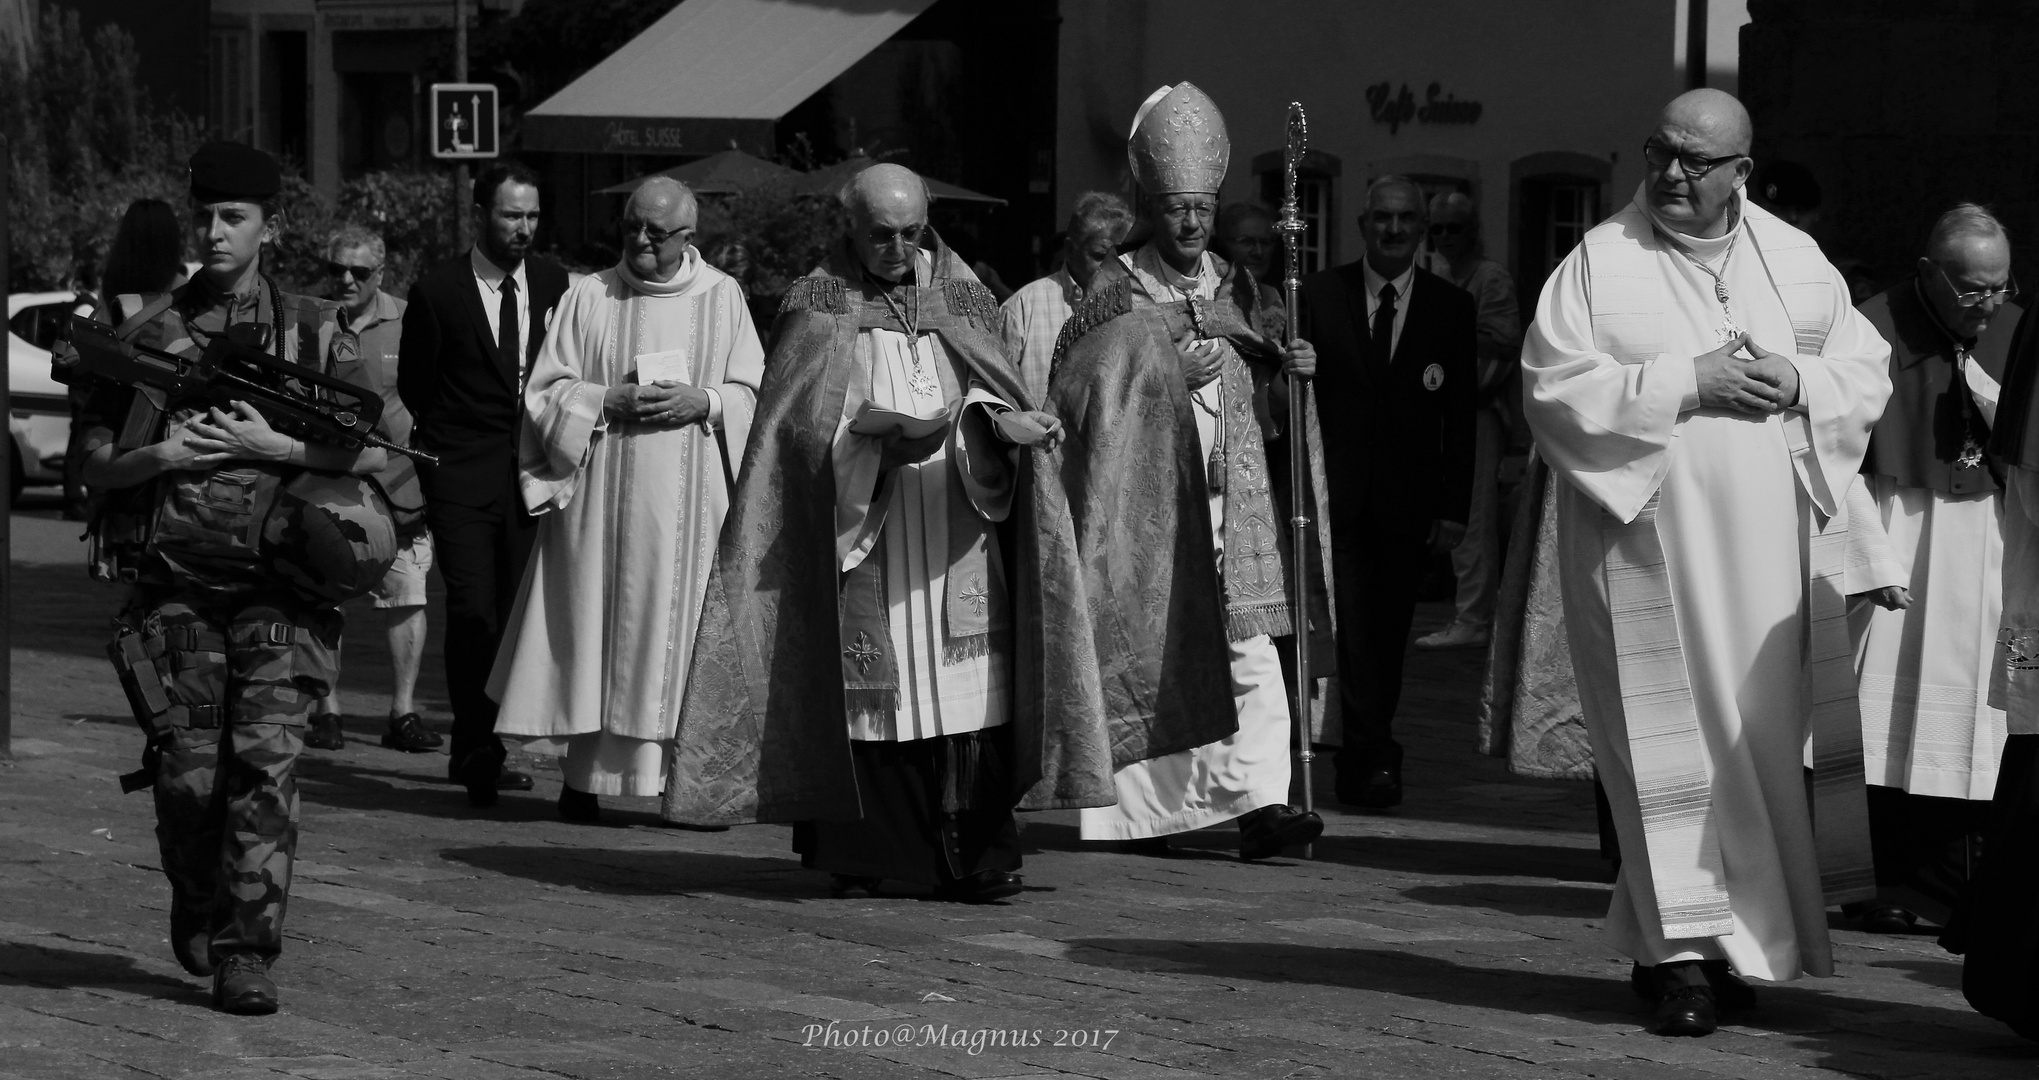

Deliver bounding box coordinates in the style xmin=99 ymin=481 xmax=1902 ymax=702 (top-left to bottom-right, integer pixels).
xmin=779 ymin=276 xmax=849 ymax=316
xmin=942 ymin=628 xmax=1010 ymax=666
xmin=1047 ymin=274 xmax=1133 ymax=391
xmin=942 ymin=279 xmax=1003 ymax=330
xmin=844 ymin=686 xmax=900 ymax=724
xmin=1226 ymin=602 xmax=1293 ymax=643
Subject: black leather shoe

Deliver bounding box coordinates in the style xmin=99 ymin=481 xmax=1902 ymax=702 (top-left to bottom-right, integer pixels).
xmin=170 ymin=907 xmax=212 ymax=977
xmin=212 ymin=954 xmax=278 ymax=1015
xmin=1652 ymin=985 xmax=1717 ymax=1037
xmin=934 ymin=870 xmax=1024 ymax=904
xmin=557 ymin=786 xmax=601 ymax=823
xmin=379 ymin=713 xmax=442 ymax=752
xmin=830 ymin=874 xmax=883 ymax=899
xmin=1113 ymin=837 xmax=1172 ymax=856
xmin=1631 ymin=961 xmax=1756 ymax=1012
xmin=1335 ymin=743 xmax=1403 ymax=808
xmin=1239 ymin=804 xmax=1325 ymax=860
xmin=304 ymin=714 xmax=345 ymax=751
xmin=1859 ymin=903 xmax=1918 ymax=934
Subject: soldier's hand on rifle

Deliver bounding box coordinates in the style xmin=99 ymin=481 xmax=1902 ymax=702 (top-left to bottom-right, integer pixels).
xmin=1282 ymin=337 xmax=1317 ymax=379
xmin=184 ymin=401 xmax=293 ymax=465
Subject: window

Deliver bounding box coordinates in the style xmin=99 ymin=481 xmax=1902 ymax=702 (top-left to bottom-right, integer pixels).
xmin=1510 ymin=153 xmax=1613 ymax=317
xmin=1253 ymin=148 xmax=1342 ymax=275
xmin=210 ymin=29 xmax=253 ymax=143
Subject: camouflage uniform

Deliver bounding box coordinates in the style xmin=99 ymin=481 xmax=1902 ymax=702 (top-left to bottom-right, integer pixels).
xmin=79 ymin=275 xmax=361 ymax=973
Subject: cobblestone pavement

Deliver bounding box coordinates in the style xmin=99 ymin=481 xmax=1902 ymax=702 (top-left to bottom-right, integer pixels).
xmin=3 ymin=510 xmax=2036 ymax=1079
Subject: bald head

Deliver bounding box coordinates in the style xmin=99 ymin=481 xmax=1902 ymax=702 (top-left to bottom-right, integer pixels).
xmin=843 ymin=163 xmax=931 ymax=283
xmin=626 ymin=176 xmax=698 ymax=228
xmin=1658 ymin=89 xmax=1752 ymax=156
xmin=1645 ymin=89 xmax=1755 ymax=237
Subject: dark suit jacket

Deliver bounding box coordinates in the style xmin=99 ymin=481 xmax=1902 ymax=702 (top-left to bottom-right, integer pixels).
xmin=1299 ymin=261 xmax=1477 ymax=544
xmin=396 ymin=254 xmax=569 ymax=508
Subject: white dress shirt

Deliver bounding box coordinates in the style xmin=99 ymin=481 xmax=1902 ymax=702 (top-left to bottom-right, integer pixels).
xmin=1361 ymin=257 xmax=1418 ymax=359
xmin=471 ymin=245 xmax=533 ymax=373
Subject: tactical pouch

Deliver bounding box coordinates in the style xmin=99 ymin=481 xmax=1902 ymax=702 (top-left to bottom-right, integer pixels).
xmin=108 ymin=625 xmax=173 ymax=794
xmin=148 ymin=456 xmax=289 ymax=589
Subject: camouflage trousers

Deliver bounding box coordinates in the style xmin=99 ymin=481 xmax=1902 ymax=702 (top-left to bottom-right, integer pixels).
xmin=114 ymin=586 xmax=342 ymax=967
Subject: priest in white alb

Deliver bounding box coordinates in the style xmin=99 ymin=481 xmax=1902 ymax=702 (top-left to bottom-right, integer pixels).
xmin=490 ymin=177 xmax=763 ymax=822
xmin=1523 ymin=89 xmax=1892 ymax=1038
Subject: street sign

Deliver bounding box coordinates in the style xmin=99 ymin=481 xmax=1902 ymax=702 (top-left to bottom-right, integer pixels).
xmin=430 ymin=82 xmax=499 ymax=160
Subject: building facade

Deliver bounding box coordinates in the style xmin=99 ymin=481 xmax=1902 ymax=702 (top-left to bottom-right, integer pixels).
xmin=1056 ymin=0 xmax=1682 ymax=304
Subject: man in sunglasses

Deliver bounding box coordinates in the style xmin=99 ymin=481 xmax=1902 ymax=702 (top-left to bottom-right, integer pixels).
xmin=302 ymin=227 xmax=440 ymax=757
xmin=1523 ymin=88 xmax=1893 ymax=1036
xmin=1851 ymin=203 xmax=2020 ymax=937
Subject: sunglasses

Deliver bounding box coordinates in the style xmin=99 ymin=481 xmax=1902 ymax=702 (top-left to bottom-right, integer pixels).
xmin=326 ymin=261 xmax=380 ymax=282
xmin=623 ymin=221 xmax=691 ymax=246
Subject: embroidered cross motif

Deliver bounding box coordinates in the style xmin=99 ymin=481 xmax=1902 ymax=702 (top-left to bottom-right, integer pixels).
xmin=959 ymin=574 xmax=990 ymax=616
xmin=844 ymin=632 xmax=883 ymax=676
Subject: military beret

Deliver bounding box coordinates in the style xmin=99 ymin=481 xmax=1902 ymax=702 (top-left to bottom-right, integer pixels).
xmin=189 ymin=141 xmax=282 ymax=203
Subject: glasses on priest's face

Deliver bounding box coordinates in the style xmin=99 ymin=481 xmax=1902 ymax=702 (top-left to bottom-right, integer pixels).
xmin=865 ymin=224 xmax=926 ymax=251
xmin=623 ymin=220 xmax=692 ymax=247
xmin=1642 ymin=139 xmax=1746 ymax=181
xmin=1935 ymin=263 xmax=2018 ymax=309
xmin=326 ymin=261 xmax=380 ymax=282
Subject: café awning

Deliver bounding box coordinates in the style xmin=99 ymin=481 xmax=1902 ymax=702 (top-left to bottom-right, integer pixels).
xmin=522 ymin=0 xmax=936 ymax=156
xmin=595 ymin=149 xmax=800 ymax=195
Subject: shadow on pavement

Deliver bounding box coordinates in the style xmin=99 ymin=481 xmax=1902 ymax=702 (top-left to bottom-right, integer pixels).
xmin=0 ymin=941 xmax=201 ymax=1003
xmin=1310 ymin=833 xmax=1612 ymax=882
xmin=437 ymin=845 xmax=813 ymax=901
xmin=1398 ymin=881 xmax=1610 ymax=916
xmin=1064 ymin=938 xmax=2038 ymax=1071
xmin=1868 ymin=957 xmax=1965 ymax=992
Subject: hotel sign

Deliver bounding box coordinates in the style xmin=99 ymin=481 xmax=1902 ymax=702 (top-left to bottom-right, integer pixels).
xmin=1366 ymin=82 xmax=1484 ymax=135
xmin=521 ymin=115 xmax=774 ymax=156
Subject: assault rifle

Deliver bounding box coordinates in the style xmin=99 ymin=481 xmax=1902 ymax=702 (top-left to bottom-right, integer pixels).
xmin=66 ymin=316 xmax=438 ymax=465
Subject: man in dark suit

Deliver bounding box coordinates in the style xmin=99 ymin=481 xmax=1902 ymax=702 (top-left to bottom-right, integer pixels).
xmin=397 ymin=162 xmax=569 ymax=807
xmin=1298 ymin=175 xmax=1477 ymax=809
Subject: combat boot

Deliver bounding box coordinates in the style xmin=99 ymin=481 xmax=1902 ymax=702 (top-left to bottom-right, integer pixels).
xmin=212 ymin=954 xmax=278 ymax=1015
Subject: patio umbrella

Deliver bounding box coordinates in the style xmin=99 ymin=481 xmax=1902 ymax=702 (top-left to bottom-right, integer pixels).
xmin=596 ymin=148 xmax=800 ymax=195
xmin=789 ymin=156 xmax=1007 ymax=205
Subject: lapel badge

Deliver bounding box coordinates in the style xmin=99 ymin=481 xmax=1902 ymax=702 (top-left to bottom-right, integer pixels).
xmin=1422 ymin=363 xmax=1445 ymax=391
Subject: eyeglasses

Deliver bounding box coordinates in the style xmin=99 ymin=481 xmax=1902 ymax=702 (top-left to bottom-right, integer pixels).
xmin=1641 ymin=140 xmax=1746 ymax=180
xmin=1936 ymin=263 xmax=2018 ymax=308
xmin=326 ymin=261 xmax=380 ymax=282
xmin=1429 ymin=222 xmax=1468 ymax=237
xmin=864 ymin=224 xmax=926 ymax=250
xmin=623 ymin=221 xmax=691 ymax=246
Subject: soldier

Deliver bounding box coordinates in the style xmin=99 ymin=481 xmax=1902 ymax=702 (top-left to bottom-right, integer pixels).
xmin=65 ymin=143 xmax=395 ymax=1015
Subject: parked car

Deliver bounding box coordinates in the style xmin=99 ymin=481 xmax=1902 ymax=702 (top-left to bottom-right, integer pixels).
xmin=6 ymin=291 xmax=85 ymax=499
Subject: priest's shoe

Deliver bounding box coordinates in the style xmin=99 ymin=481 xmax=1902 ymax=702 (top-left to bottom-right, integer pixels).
xmin=170 ymin=906 xmax=213 ymax=977
xmin=1858 ymin=903 xmax=1918 ymax=934
xmin=212 ymin=954 xmax=278 ymax=1015
xmin=1113 ymin=837 xmax=1172 ymax=856
xmin=304 ymin=713 xmax=345 ymax=750
xmin=935 ymin=870 xmax=1023 ymax=904
xmin=1239 ymin=804 xmax=1324 ymax=860
xmin=380 ymin=712 xmax=442 ymax=752
xmin=1335 ymin=742 xmax=1404 ymax=809
xmin=557 ymin=787 xmax=601 ymax=823
xmin=1651 ymin=986 xmax=1717 ymax=1037
xmin=1630 ymin=962 xmax=1755 ymax=1012
xmin=830 ymin=875 xmax=883 ymax=899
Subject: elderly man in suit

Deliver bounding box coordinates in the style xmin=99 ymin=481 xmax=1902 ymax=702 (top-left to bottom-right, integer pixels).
xmin=1299 ymin=175 xmax=1478 ymax=809
xmin=397 ymin=162 xmax=571 ymax=807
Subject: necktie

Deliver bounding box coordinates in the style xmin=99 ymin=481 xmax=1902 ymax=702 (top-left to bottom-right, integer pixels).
xmin=499 ymin=275 xmax=520 ymax=376
xmin=1368 ymin=282 xmax=1397 ymax=368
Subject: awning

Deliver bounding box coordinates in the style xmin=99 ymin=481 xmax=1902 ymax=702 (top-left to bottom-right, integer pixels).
xmin=793 ymin=156 xmax=1007 ymax=206
xmin=595 ymin=149 xmax=801 ymax=195
xmin=522 ymin=0 xmax=937 ymax=156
